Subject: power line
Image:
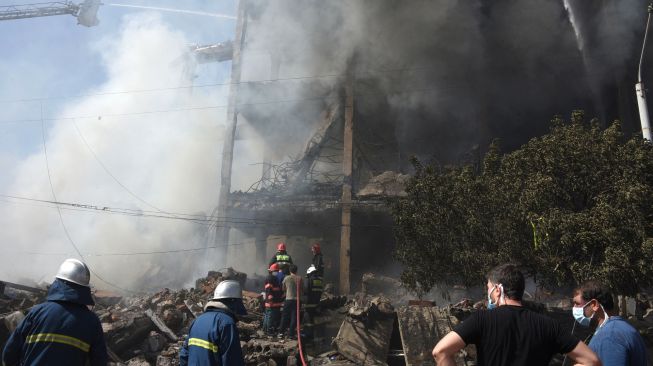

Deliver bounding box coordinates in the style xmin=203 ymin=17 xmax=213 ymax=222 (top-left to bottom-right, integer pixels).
xmin=39 ymin=107 xmax=139 ymax=294
xmin=0 ymin=193 xmax=387 ymax=227
xmin=69 ymin=119 xmax=211 ymax=230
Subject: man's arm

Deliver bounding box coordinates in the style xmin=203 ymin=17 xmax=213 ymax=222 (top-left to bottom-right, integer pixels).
xmin=566 ymin=341 xmax=602 ymax=366
xmin=2 ymin=313 xmax=30 ymax=366
xmin=220 ymin=324 xmax=245 ymax=366
xmin=432 ymin=331 xmax=466 ymax=366
xmin=89 ymin=321 xmax=109 ymax=366
xmin=178 ymin=335 xmax=189 ymax=366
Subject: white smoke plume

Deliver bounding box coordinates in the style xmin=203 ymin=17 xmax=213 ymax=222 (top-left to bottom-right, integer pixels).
xmin=0 ymin=14 xmax=235 ymax=292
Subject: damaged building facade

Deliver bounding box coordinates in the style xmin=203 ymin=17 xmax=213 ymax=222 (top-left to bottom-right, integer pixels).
xmin=210 ymin=0 xmax=650 ymax=293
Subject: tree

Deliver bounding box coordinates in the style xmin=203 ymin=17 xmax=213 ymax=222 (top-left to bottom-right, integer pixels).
xmin=393 ymin=111 xmax=653 ymax=296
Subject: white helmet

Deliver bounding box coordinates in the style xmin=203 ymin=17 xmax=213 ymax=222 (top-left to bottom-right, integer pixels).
xmin=307 ymin=265 xmax=317 ymax=275
xmin=55 ymin=258 xmax=91 ymax=287
xmin=212 ymin=280 xmax=243 ymax=300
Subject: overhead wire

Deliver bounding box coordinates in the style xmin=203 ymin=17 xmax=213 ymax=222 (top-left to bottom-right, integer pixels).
xmin=0 ymin=193 xmax=387 ymax=227
xmin=39 ymin=103 xmax=140 ymax=294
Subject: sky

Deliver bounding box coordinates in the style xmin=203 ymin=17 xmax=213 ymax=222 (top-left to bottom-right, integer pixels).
xmin=0 ymin=0 xmax=241 ymax=290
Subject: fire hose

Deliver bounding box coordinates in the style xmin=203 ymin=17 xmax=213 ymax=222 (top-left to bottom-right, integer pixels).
xmin=296 ymin=277 xmax=308 ymax=366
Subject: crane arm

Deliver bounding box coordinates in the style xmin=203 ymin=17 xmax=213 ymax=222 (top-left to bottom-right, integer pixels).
xmin=0 ymin=2 xmax=79 ymax=22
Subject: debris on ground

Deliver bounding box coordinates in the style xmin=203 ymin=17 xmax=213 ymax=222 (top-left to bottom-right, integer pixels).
xmin=3 ymin=274 xmax=652 ymax=366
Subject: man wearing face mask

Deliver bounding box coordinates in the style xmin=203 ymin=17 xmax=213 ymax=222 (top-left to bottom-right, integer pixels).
xmin=433 ymin=264 xmax=601 ymax=366
xmin=572 ymin=281 xmax=648 ymax=366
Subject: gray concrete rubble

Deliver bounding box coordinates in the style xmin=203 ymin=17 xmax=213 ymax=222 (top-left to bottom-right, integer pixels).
xmin=1 ymin=275 xmax=653 ymax=365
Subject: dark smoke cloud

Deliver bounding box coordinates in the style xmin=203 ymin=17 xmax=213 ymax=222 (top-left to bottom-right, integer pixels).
xmin=241 ymin=0 xmax=649 ymax=170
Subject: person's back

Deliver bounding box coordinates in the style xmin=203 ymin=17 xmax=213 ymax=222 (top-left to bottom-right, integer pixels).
xmin=456 ymin=305 xmax=578 ymax=366
xmin=433 ymin=264 xmax=600 ymax=366
xmin=2 ymin=259 xmax=107 ymax=366
xmin=282 ymin=273 xmax=302 ymax=300
xmin=180 ymin=280 xmax=246 ymax=366
xmin=181 ymin=305 xmax=242 ymax=366
xmin=589 ymin=316 xmax=648 ymax=366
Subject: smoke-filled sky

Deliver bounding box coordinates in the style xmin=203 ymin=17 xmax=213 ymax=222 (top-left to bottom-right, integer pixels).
xmin=0 ymin=0 xmax=650 ymax=291
xmin=0 ymin=1 xmax=238 ymax=291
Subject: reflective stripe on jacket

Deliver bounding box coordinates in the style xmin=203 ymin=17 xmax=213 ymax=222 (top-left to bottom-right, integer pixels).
xmin=269 ymin=251 xmax=293 ymax=266
xmin=306 ymin=274 xmax=324 ymax=309
xmin=179 ymin=304 xmax=244 ymax=366
xmin=264 ymin=274 xmax=284 ymax=308
xmin=1 ymin=278 xmax=108 ymax=366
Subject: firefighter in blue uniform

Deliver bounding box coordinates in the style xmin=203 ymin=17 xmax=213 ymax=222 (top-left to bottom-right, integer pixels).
xmin=2 ymin=258 xmax=108 ymax=366
xmin=179 ymin=280 xmax=246 ymax=366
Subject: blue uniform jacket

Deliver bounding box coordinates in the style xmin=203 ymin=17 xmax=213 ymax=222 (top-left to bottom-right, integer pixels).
xmin=2 ymin=278 xmax=108 ymax=366
xmin=179 ymin=301 xmax=245 ymax=366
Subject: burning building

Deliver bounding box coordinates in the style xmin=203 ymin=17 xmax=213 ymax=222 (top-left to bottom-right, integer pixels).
xmin=212 ymin=0 xmax=651 ymax=293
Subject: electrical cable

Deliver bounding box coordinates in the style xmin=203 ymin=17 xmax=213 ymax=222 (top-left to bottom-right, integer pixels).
xmin=0 ymin=54 xmax=618 ymax=105
xmin=39 ymin=102 xmax=140 ymax=294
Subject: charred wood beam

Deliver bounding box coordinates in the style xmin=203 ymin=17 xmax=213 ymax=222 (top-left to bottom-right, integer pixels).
xmin=145 ymin=309 xmax=179 ymax=342
xmin=0 ymin=281 xmax=46 ymax=295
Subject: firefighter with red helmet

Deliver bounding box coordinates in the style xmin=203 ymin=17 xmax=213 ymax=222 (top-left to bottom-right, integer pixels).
xmin=269 ymin=242 xmax=293 ymax=275
xmin=311 ymin=243 xmax=324 ymax=276
xmin=263 ymin=263 xmax=284 ymax=335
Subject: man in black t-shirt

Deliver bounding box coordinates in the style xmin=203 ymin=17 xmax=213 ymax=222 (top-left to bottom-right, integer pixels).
xmin=432 ymin=264 xmax=601 ymax=366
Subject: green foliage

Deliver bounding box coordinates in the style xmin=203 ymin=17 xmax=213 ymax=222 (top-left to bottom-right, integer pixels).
xmin=393 ymin=111 xmax=653 ymax=296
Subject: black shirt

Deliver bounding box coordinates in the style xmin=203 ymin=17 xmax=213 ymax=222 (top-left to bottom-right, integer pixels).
xmin=454 ymin=305 xmax=579 ymax=366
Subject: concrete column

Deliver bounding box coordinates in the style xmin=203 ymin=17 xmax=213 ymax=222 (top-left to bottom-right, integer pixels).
xmin=216 ymin=0 xmax=248 ymax=267
xmin=339 ymin=71 xmax=354 ymax=295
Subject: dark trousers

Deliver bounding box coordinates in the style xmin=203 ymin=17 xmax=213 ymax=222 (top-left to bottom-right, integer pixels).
xmin=280 ymin=299 xmax=298 ymax=336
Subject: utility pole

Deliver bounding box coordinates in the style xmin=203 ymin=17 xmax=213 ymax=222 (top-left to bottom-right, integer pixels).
xmin=339 ymin=67 xmax=354 ymax=295
xmin=215 ymin=0 xmax=247 ymax=267
xmin=636 ymin=2 xmax=653 ymax=141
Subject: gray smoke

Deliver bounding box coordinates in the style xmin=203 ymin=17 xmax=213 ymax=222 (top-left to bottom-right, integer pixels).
xmin=240 ymin=0 xmax=649 ymax=168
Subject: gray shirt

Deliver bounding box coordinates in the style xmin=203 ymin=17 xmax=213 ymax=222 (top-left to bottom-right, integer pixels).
xmin=282 ymin=274 xmax=303 ymax=300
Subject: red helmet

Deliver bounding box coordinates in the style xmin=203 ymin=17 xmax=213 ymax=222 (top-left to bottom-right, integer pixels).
xmin=269 ymin=263 xmax=280 ymax=272
xmin=312 ymin=243 xmax=321 ymax=254
xmin=277 ymin=243 xmax=286 ymax=251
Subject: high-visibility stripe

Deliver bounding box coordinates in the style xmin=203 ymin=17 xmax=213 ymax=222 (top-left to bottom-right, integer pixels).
xmin=26 ymin=333 xmax=90 ymax=352
xmin=276 ymin=255 xmax=290 ymax=262
xmin=188 ymin=338 xmax=219 ymax=353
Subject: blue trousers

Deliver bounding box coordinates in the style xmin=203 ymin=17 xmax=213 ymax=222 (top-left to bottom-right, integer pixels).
xmin=263 ymin=307 xmax=281 ymax=334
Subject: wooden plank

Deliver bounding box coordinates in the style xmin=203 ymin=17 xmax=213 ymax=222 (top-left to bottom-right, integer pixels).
xmin=144 ymin=309 xmax=178 ymax=342
xmin=332 ymin=315 xmax=393 ymax=365
xmin=397 ymin=306 xmax=472 ymax=366
xmin=0 ymin=281 xmax=46 ymax=295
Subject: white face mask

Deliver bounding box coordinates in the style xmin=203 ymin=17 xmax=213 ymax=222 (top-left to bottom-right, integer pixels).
xmin=487 ymin=283 xmax=504 ymax=310
xmin=572 ymin=299 xmax=610 ymax=328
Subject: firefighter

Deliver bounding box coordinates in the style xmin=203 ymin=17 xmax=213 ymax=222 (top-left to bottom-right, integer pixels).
xmin=303 ymin=264 xmax=324 ymax=338
xmin=311 ymin=243 xmax=324 ymax=276
xmin=269 ymin=242 xmax=293 ymax=275
xmin=180 ymin=280 xmax=246 ymax=366
xmin=263 ymin=263 xmax=284 ymax=336
xmin=2 ymin=258 xmax=108 ymax=366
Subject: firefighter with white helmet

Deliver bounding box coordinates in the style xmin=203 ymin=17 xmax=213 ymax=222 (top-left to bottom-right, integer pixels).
xmin=179 ymin=280 xmax=246 ymax=366
xmin=2 ymin=258 xmax=108 ymax=366
xmin=303 ymin=264 xmax=324 ymax=338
